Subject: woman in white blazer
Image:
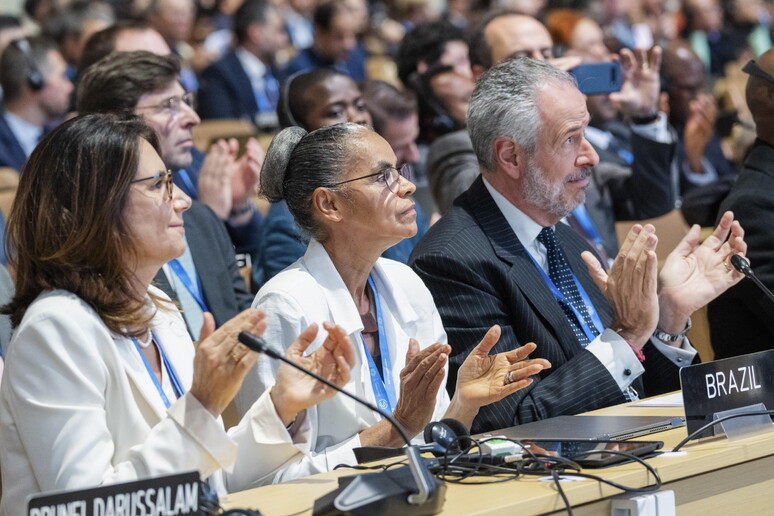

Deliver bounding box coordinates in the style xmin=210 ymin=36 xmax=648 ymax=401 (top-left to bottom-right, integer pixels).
xmin=235 ymin=123 xmax=552 ymax=483
xmin=0 ymin=114 xmax=355 ymax=514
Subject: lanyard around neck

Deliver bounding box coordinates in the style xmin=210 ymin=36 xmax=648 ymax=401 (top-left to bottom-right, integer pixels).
xmin=168 ymin=258 xmax=209 ymax=313
xmin=360 ymin=275 xmax=397 ymax=415
xmin=132 ymin=331 xmax=185 ymax=409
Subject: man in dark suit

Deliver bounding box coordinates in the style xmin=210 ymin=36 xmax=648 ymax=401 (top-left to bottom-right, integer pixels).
xmin=198 ymin=0 xmax=286 ymax=127
xmin=0 ymin=36 xmax=72 ymax=171
xmin=428 ymin=12 xmax=676 ymax=260
xmin=77 ymin=47 xmax=264 ymax=260
xmin=709 ymin=50 xmax=774 ymax=359
xmin=77 ymin=51 xmax=253 ymax=337
xmin=410 ymin=58 xmax=747 ymax=433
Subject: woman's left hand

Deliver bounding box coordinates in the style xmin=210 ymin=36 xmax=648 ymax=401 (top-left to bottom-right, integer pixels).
xmin=270 ymin=322 xmax=355 ymax=426
xmin=454 ymin=326 xmax=551 ymax=412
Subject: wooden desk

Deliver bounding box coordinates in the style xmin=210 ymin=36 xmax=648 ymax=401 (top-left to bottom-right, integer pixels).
xmin=220 ymin=400 xmax=774 ymax=515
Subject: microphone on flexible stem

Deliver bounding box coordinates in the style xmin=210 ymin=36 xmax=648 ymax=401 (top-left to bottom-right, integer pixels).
xmin=237 ymin=331 xmax=444 ymax=515
xmin=730 ymin=255 xmax=774 ymax=304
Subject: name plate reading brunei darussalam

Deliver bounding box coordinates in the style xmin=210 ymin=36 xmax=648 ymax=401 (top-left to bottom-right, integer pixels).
xmin=27 ymin=471 xmax=200 ymax=516
xmin=680 ymin=349 xmax=774 ymax=439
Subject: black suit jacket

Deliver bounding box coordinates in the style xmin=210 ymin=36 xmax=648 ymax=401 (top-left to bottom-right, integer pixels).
xmin=0 ymin=111 xmax=28 ymax=171
xmin=708 ymin=139 xmax=774 ymax=358
xmin=153 ymin=201 xmax=253 ymax=330
xmin=585 ymin=121 xmax=676 ymax=258
xmin=410 ymin=177 xmax=684 ymax=433
xmin=198 ymin=51 xmax=261 ymax=122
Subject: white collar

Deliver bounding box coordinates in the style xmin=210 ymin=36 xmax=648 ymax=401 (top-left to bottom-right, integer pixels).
xmin=301 ymin=239 xmax=419 ymax=336
xmin=235 ymin=47 xmax=269 ymax=86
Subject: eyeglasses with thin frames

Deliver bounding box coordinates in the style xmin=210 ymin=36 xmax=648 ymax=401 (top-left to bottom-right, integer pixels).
xmin=742 ymin=60 xmax=774 ymax=83
xmin=330 ymin=163 xmax=412 ymax=194
xmin=131 ymin=170 xmax=174 ymax=202
xmin=135 ymin=91 xmax=196 ymax=119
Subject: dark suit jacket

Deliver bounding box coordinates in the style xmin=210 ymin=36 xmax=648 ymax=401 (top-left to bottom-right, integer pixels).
xmin=153 ymin=201 xmax=253 ymax=330
xmin=709 ymin=139 xmax=774 ymax=358
xmin=0 ymin=111 xmax=28 ymax=171
xmin=586 ymin=121 xmax=676 ymax=258
xmin=410 ymin=176 xmax=684 ymax=433
xmin=171 ymin=147 xmax=264 ymax=260
xmin=198 ymin=51 xmax=264 ymax=122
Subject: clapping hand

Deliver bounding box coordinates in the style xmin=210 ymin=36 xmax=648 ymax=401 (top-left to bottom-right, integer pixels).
xmin=190 ymin=309 xmax=266 ymax=418
xmin=453 ymin=326 xmax=551 ymax=414
xmin=656 ymin=211 xmax=746 ymax=337
xmin=583 ymin=224 xmax=659 ymax=349
xmin=270 ymin=322 xmax=355 ymax=426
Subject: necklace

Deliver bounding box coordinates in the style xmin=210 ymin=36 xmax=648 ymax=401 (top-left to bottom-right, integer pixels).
xmin=135 ymin=330 xmax=153 ymax=348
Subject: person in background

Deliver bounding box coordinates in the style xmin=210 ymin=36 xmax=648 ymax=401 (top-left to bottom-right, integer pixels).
xmin=0 ymin=112 xmax=355 ymax=514
xmin=198 ymin=0 xmax=288 ymax=128
xmin=43 ymin=0 xmax=115 ymax=81
xmin=237 ymin=122 xmax=551 ymax=483
xmin=0 ymin=36 xmax=72 ymax=171
xmin=709 ymin=49 xmax=774 ymax=359
xmin=282 ymin=0 xmax=367 ymax=82
xmin=146 ymin=0 xmax=199 ymax=91
xmin=660 ymin=40 xmax=738 ymax=225
xmin=395 ymin=19 xmax=471 ymax=88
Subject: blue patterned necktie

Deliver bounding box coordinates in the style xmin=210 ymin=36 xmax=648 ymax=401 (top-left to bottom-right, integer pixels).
xmin=537 ymin=227 xmax=599 ymax=346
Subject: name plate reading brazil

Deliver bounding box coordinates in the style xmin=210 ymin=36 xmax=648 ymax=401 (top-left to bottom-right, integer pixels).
xmin=680 ymin=349 xmax=774 ymax=438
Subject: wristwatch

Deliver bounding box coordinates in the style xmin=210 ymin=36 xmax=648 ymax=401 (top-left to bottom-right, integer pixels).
xmin=653 ymin=317 xmax=692 ymax=342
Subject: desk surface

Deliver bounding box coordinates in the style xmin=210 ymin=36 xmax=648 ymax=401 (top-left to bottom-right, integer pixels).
xmin=220 ymin=397 xmax=774 ymax=515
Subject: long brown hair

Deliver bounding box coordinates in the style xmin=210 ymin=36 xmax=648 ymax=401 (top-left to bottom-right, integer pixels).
xmin=3 ymin=113 xmax=168 ymax=336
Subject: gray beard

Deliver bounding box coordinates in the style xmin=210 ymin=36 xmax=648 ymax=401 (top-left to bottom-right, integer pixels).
xmin=522 ymin=157 xmax=590 ymax=219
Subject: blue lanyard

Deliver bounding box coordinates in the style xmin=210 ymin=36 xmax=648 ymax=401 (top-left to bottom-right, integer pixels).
xmin=176 ymin=169 xmax=197 ymax=199
xmin=527 ymin=253 xmax=604 ymax=344
xmin=571 ymin=205 xmax=605 ymax=251
xmin=132 ymin=332 xmax=185 ymax=409
xmin=168 ymin=259 xmax=209 ymax=313
xmin=255 ymin=75 xmax=279 ymax=112
xmin=360 ymin=275 xmax=397 ymax=414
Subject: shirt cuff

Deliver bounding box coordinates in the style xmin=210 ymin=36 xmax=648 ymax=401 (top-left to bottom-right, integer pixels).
xmin=629 ymin=112 xmax=673 ymax=144
xmin=681 ymin=156 xmax=719 ymax=185
xmin=586 ymin=328 xmax=645 ymax=392
xmin=649 ymin=335 xmax=697 ymax=367
xmin=168 ymin=392 xmax=237 ymax=473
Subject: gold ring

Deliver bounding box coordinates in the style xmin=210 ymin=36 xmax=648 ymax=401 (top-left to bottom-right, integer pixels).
xmin=230 ymin=351 xmax=243 ymax=363
xmin=723 ymin=259 xmax=732 ymax=272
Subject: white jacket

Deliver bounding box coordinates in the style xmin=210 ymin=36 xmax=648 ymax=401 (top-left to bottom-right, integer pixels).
xmin=237 ymin=239 xmax=451 ymax=483
xmin=0 ymin=287 xmax=311 ymax=514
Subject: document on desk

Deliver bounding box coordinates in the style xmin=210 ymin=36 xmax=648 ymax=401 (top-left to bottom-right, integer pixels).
xmin=630 ymin=392 xmax=684 ymax=407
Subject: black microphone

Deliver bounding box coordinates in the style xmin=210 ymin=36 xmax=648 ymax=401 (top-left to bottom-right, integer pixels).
xmin=730 ymin=255 xmax=774 ymax=304
xmin=237 ymin=331 xmax=445 ymax=515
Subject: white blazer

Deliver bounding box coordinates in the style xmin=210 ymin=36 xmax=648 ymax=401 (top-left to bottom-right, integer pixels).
xmin=0 ymin=287 xmax=312 ymax=514
xmin=237 ymin=239 xmax=451 ymax=483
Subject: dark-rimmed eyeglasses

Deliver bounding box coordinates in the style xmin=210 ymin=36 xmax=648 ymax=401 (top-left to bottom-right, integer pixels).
xmin=742 ymin=60 xmax=774 ymax=83
xmin=331 ymin=163 xmax=412 ymax=194
xmin=131 ymin=170 xmax=174 ymax=202
xmin=136 ymin=91 xmax=196 ymax=118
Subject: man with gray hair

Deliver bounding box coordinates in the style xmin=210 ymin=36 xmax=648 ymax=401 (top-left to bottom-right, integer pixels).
xmin=410 ymin=57 xmax=746 ymax=433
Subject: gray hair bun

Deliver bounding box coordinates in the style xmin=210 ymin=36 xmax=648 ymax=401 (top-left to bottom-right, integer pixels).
xmin=260 ymin=126 xmax=308 ymax=203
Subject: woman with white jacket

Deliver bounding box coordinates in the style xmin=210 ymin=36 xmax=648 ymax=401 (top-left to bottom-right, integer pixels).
xmin=0 ymin=114 xmax=355 ymax=513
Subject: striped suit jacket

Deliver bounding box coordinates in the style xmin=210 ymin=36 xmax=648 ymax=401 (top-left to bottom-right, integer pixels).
xmin=410 ymin=176 xmax=683 ymax=433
